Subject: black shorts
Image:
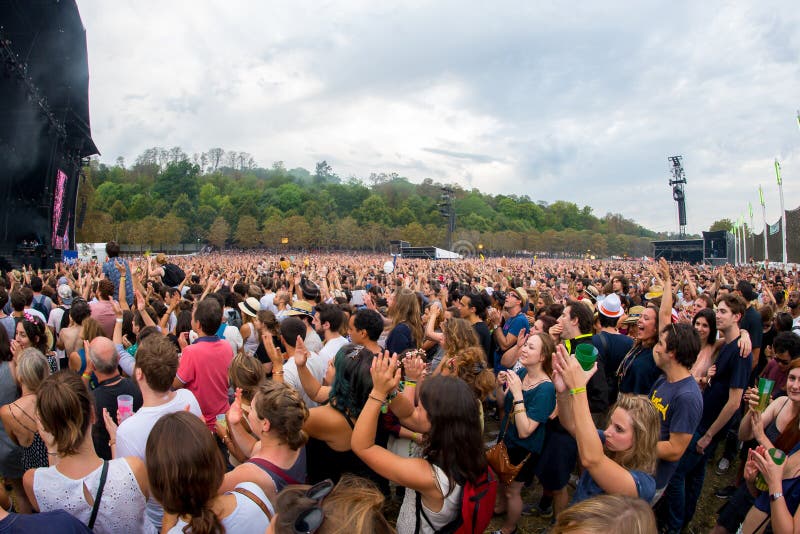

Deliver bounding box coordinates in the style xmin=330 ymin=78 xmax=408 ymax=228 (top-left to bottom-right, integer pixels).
xmin=535 ymin=424 xmax=578 ymax=491
xmin=506 ymin=445 xmax=540 ymax=484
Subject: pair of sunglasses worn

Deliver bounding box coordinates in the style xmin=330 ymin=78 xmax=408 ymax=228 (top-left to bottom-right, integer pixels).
xmin=293 ymin=479 xmax=334 ymax=534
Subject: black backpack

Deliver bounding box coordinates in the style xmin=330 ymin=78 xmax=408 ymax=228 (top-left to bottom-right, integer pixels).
xmin=32 ymin=295 xmax=50 ymax=320
xmin=162 ymin=263 xmax=186 ymax=287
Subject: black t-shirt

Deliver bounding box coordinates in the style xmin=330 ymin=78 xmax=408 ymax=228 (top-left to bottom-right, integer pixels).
xmin=592 ymin=331 xmax=635 ymax=405
xmin=740 ymin=305 xmax=764 ymax=350
xmin=472 ymin=321 xmax=492 ymax=366
xmin=92 ymin=376 xmax=142 ymax=460
xmin=699 ymin=337 xmax=751 ymax=435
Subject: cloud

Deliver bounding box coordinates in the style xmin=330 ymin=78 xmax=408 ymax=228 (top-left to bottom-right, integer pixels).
xmin=76 ymin=0 xmax=800 ymax=234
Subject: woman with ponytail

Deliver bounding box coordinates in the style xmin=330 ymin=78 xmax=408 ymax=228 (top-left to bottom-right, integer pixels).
xmin=147 ymin=411 xmax=273 ymax=534
xmin=22 ymin=371 xmax=148 ymax=533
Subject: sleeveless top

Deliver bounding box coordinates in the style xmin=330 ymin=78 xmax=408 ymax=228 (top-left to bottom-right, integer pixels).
xmin=305 ymin=409 xmax=389 ymax=494
xmin=247 ymin=447 xmax=307 ymax=493
xmin=168 ymin=481 xmax=272 ymax=534
xmin=8 ymin=400 xmax=48 ymax=470
xmin=242 ymin=326 xmax=259 ymax=357
xmin=395 ymin=464 xmax=461 ymax=534
xmin=33 ymin=458 xmax=147 ymax=534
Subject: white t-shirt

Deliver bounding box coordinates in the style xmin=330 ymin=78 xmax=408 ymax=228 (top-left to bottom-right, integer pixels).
xmin=318 ymin=336 xmax=348 ymax=366
xmin=259 ymin=293 xmax=277 ymax=314
xmin=189 ymin=326 xmax=242 ymax=356
xmin=116 ymin=389 xmax=202 ymax=460
xmin=283 ymin=351 xmax=328 ymax=408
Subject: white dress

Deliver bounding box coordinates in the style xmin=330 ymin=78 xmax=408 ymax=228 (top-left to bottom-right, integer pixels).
xmin=395 ymin=464 xmax=461 ymax=534
xmin=33 ymin=458 xmax=147 ymax=534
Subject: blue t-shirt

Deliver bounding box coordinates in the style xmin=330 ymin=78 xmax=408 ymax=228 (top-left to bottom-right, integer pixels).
xmin=501 ymin=369 xmax=556 ymax=454
xmin=385 ymin=323 xmax=415 ymax=355
xmin=0 ymin=510 xmax=92 ymax=533
xmin=494 ymin=313 xmax=530 ymax=371
xmin=754 ymin=442 xmax=800 ymax=513
xmin=649 ymin=375 xmax=704 ymax=488
xmin=571 ymin=430 xmax=656 ymax=504
xmin=699 ymin=337 xmax=752 ymax=434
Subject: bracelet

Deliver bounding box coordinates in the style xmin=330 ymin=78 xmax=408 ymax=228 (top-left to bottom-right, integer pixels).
xmin=47 ymin=451 xmax=59 ymax=456
xmin=569 ymin=387 xmax=587 ymax=396
xmin=403 ymin=379 xmax=417 ymax=387
xmin=272 ymin=370 xmax=284 ymax=376
xmin=108 ymin=440 xmax=115 ymax=447
xmin=115 ymin=318 xmax=123 ymax=323
xmin=513 ymin=399 xmax=525 ymax=405
xmin=368 ymin=394 xmax=386 ymax=404
xmin=82 ymin=372 xmax=92 ymax=380
xmin=513 ymin=408 xmax=525 ymax=416
xmin=771 ymin=492 xmax=784 ymax=502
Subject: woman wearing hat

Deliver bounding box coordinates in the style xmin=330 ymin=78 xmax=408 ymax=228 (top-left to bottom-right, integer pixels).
xmin=239 ymin=297 xmax=263 ymax=358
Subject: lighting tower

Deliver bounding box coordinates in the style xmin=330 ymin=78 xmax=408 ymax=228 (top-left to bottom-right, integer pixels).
xmin=668 ymin=156 xmax=688 ymax=238
xmin=438 ymin=187 xmax=455 ymax=250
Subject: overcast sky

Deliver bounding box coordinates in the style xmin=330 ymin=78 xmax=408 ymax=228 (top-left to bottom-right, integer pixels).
xmin=76 ymin=0 xmax=800 ymax=234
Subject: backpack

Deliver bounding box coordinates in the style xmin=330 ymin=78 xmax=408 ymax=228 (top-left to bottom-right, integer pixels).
xmin=414 ymin=468 xmax=497 ymax=534
xmin=32 ymin=295 xmax=50 ymax=320
xmin=162 ymin=263 xmax=186 ymax=287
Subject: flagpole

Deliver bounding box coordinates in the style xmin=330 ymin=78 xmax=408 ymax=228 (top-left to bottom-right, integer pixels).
xmin=741 ymin=215 xmax=747 ymax=265
xmin=776 ymin=160 xmax=787 ymax=265
xmin=733 ymin=220 xmax=739 ymax=265
xmin=760 ymin=184 xmax=769 ymax=262
xmin=749 ymin=202 xmax=755 ymax=264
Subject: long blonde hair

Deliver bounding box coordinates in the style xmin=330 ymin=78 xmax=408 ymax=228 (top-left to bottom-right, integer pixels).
xmin=388 ymin=288 xmax=423 ymax=348
xmin=607 ymin=394 xmax=660 ymax=475
xmin=552 ymin=494 xmax=656 ymax=533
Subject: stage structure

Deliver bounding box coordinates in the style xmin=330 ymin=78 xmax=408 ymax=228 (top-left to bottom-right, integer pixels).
xmin=668 ymin=156 xmax=688 ymax=238
xmin=0 ymin=0 xmax=98 ymax=270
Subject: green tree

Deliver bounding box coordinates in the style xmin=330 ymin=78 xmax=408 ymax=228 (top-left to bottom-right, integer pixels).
xmin=235 ymin=215 xmax=261 ymax=248
xmin=152 ymin=160 xmax=200 ymax=204
xmin=710 ymin=218 xmax=734 ymax=232
xmin=207 ymin=216 xmax=231 ymax=248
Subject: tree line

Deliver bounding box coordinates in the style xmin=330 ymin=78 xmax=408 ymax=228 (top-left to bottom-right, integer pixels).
xmin=76 ymin=147 xmax=660 ymax=256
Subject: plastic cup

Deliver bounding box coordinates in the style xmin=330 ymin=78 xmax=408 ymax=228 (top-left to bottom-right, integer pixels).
xmin=117 ymin=394 xmax=134 ymax=422
xmin=755 ymin=448 xmax=786 ymax=491
xmin=757 ymin=378 xmax=775 ymax=412
xmin=216 ymin=414 xmax=228 ymax=432
xmin=574 ymin=344 xmax=599 ymax=371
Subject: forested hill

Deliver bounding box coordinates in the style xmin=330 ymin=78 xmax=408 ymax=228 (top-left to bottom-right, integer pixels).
xmin=77 ymin=147 xmax=661 ymax=256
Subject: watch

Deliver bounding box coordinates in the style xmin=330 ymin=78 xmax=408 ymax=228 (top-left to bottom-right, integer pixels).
xmin=771 ymin=492 xmax=784 ymax=502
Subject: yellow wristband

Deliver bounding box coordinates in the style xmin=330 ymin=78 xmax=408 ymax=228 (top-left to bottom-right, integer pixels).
xmin=569 ymin=387 xmax=587 ymax=396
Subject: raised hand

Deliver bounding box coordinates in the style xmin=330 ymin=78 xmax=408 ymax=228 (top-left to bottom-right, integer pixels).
xmin=370 ymin=350 xmax=401 ymax=397
xmin=102 ymin=407 xmax=118 ymax=442
xmin=402 ymin=351 xmax=427 ymax=382
xmin=294 ymin=335 xmax=309 ymax=367
xmin=227 ymin=387 xmax=244 ymax=426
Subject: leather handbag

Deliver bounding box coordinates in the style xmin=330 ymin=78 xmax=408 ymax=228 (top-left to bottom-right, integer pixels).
xmin=485 ymin=411 xmax=531 ymax=485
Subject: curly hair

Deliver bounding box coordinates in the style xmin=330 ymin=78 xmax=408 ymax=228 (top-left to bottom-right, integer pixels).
xmin=445 ymin=345 xmax=495 ymax=401
xmin=442 ymin=318 xmax=479 ymax=363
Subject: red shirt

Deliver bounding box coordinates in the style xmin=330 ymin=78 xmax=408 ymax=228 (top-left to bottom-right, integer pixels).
xmin=177 ymin=336 xmax=233 ymax=431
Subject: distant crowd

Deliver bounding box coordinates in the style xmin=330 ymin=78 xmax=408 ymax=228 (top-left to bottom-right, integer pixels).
xmin=0 ymin=244 xmax=798 ymax=533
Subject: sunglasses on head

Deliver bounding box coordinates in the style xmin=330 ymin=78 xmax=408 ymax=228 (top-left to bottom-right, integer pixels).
xmin=293 ymin=479 xmax=334 ymax=534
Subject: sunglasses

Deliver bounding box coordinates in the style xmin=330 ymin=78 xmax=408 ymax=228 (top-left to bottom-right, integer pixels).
xmin=293 ymin=479 xmax=334 ymax=534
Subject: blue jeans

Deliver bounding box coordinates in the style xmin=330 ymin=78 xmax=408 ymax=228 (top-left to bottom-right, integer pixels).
xmin=659 ymin=432 xmax=717 ymax=533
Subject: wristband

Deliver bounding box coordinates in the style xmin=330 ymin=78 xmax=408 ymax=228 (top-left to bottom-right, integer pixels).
xmin=368 ymin=394 xmax=385 ymax=404
xmin=569 ymin=386 xmax=587 ymax=396
xmin=115 ymin=318 xmax=123 ymax=323
xmin=513 ymin=408 xmax=525 ymax=416
xmin=771 ymin=492 xmax=784 ymax=502
xmin=82 ymin=372 xmax=92 ymax=380
xmin=272 ymin=370 xmax=284 ymax=376
xmin=513 ymin=400 xmax=525 ymax=405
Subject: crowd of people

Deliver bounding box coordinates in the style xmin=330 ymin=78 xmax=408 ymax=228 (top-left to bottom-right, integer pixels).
xmin=0 ymin=243 xmax=799 ymax=533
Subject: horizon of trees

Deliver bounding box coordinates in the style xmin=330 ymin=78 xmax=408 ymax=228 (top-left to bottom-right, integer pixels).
xmin=77 ymin=146 xmax=669 ymax=256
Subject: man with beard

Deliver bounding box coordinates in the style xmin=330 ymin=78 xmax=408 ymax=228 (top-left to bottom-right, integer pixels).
xmin=312 ymin=302 xmax=348 ymax=367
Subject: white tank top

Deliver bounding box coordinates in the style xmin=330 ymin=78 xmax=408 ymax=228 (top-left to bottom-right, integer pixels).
xmin=33 ymin=458 xmax=147 ymax=534
xmin=395 ymin=464 xmax=462 ymax=534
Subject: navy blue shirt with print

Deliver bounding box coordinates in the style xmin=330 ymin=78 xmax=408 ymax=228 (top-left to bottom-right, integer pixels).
xmin=699 ymin=337 xmax=751 ymax=434
xmin=649 ymin=375 xmax=703 ymax=488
